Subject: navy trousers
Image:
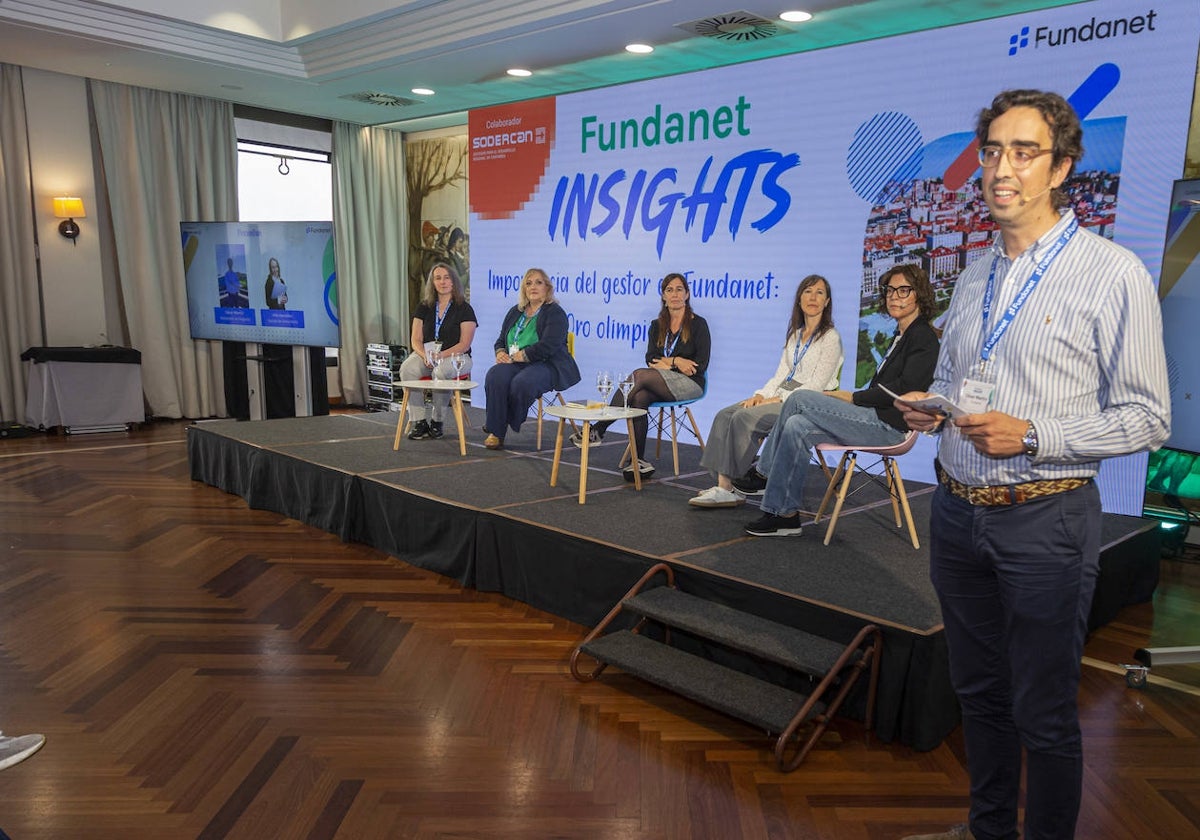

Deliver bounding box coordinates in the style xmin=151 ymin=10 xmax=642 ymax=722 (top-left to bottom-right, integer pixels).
xmin=930 ymin=481 xmax=1100 ymax=840
xmin=484 ymin=361 xmax=553 ymax=439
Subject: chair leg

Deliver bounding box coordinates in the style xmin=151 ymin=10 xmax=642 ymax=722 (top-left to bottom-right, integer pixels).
xmin=823 ymin=452 xmax=858 ymax=546
xmin=814 ymin=452 xmax=850 ymax=524
xmin=536 ymin=397 xmax=544 ymax=450
xmin=655 ymin=408 xmax=665 ymax=459
xmin=669 ymin=408 xmax=682 ymax=475
xmin=888 ymin=458 xmax=921 ymax=549
xmin=684 ymin=407 xmax=705 ymax=450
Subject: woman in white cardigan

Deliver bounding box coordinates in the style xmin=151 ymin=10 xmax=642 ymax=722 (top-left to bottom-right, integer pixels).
xmin=689 ymin=274 xmax=843 ymax=508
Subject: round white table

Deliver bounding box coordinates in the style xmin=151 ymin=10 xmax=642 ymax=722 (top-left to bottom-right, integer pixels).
xmin=391 ymin=378 xmax=478 ymax=456
xmin=544 ymin=404 xmax=647 ymax=504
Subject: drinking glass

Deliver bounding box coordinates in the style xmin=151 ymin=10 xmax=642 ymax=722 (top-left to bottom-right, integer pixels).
xmin=596 ymin=370 xmax=614 ymax=414
xmin=618 ymin=373 xmax=634 ymax=409
xmin=450 ymin=353 xmax=466 ymax=380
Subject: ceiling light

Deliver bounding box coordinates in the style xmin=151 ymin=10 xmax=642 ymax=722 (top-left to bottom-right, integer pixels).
xmin=625 ymin=43 xmax=654 ymax=54
xmin=780 ymin=11 xmax=813 ymax=23
xmin=506 ymin=68 xmax=532 ymax=78
xmin=411 ymin=87 xmax=435 ymax=96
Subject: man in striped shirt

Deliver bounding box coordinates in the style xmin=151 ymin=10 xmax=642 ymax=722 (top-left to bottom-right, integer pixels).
xmin=898 ymin=90 xmax=1170 ymax=840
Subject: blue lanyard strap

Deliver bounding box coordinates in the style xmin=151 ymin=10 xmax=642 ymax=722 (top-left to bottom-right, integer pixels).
xmin=663 ymin=329 xmax=681 ymax=357
xmin=980 ymin=216 xmax=1078 ymax=369
xmin=434 ymin=301 xmax=449 ymax=339
xmin=786 ymin=333 xmax=814 ymax=381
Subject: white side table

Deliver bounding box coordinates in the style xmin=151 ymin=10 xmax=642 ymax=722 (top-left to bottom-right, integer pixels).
xmin=544 ymin=404 xmax=647 ymax=504
xmin=391 ymin=379 xmax=478 ymax=456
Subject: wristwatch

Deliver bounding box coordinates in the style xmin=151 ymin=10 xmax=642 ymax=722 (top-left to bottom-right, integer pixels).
xmin=1021 ymin=420 xmax=1039 ymax=457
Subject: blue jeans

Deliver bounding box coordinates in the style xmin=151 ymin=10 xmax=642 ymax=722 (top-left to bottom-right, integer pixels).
xmin=931 ymin=482 xmax=1100 ymax=840
xmin=757 ymin=390 xmax=904 ymax=516
xmin=484 ymin=361 xmax=553 ymax=439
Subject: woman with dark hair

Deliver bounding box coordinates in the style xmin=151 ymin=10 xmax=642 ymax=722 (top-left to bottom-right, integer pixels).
xmin=263 ymin=258 xmax=288 ymax=309
xmin=743 ymin=263 xmax=939 ymax=536
xmin=578 ymin=272 xmax=711 ymax=480
xmin=483 ymin=268 xmax=580 ymax=450
xmin=398 ymin=262 xmax=477 ymax=440
xmin=689 ymin=275 xmax=843 ymax=508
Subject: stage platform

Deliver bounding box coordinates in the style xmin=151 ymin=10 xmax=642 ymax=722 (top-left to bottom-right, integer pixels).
xmin=187 ymin=409 xmax=1161 ymax=752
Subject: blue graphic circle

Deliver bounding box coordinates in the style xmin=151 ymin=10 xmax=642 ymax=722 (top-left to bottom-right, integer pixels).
xmin=846 ymin=112 xmax=924 ymax=204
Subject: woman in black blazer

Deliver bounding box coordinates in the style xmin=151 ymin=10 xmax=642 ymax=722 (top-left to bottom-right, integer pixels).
xmin=483 ymin=267 xmax=581 ymax=449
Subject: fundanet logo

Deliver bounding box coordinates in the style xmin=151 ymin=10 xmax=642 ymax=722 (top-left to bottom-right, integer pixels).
xmin=1007 ymin=9 xmax=1157 ymax=56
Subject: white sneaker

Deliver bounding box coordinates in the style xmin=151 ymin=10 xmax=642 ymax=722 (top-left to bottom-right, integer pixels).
xmin=0 ymin=732 xmax=46 ymax=771
xmin=689 ymin=486 xmax=745 ymax=508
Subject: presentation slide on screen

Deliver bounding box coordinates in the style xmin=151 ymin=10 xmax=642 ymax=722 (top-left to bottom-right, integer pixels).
xmin=466 ymin=0 xmax=1198 ymax=515
xmin=180 ymin=221 xmax=339 ymax=347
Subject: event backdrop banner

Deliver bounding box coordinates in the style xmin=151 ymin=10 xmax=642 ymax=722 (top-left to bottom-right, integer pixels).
xmin=468 ymin=0 xmax=1198 ymax=514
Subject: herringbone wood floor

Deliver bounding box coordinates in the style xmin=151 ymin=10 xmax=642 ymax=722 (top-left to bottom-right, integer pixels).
xmin=0 ymin=419 xmax=1197 ymax=839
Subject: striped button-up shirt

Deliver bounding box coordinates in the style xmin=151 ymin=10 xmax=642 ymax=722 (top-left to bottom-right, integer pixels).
xmin=934 ymin=211 xmax=1170 ymax=486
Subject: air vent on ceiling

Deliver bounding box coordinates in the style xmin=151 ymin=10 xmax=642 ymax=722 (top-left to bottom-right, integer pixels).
xmin=678 ymin=11 xmax=780 ymax=43
xmin=339 ymin=91 xmax=418 ymax=108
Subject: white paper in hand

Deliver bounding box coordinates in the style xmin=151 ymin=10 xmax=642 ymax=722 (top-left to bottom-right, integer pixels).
xmin=878 ymin=384 xmax=967 ymax=419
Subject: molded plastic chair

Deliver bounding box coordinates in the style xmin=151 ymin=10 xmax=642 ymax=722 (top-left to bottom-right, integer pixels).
xmin=813 ymin=431 xmax=920 ymax=549
xmin=648 ymin=375 xmax=708 ymax=475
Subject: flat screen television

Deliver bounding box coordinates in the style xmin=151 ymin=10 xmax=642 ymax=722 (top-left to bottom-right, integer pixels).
xmin=1159 ymin=179 xmax=1200 ymax=457
xmin=180 ymin=221 xmax=339 ymax=348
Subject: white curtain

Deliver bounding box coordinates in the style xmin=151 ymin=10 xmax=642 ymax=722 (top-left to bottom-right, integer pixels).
xmin=88 ymin=79 xmax=238 ymax=419
xmin=0 ymin=64 xmax=43 ymax=423
xmin=331 ymin=121 xmax=409 ymax=405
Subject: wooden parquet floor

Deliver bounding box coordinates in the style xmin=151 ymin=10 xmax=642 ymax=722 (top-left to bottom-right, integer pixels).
xmin=1 ymin=419 xmax=1197 ymax=839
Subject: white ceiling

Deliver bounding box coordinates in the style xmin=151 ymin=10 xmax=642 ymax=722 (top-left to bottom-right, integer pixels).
xmin=0 ymin=0 xmax=1093 ymax=131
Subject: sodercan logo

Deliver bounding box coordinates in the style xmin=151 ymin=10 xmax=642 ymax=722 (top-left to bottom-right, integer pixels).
xmin=1007 ymin=9 xmax=1157 ymax=57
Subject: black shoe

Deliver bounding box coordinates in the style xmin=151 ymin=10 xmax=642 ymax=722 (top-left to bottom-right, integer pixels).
xmin=408 ymin=419 xmax=430 ymax=440
xmin=428 ymin=421 xmax=444 ymax=439
xmin=569 ymin=428 xmax=602 ymax=448
xmin=622 ymin=459 xmax=656 ymax=482
xmin=744 ymin=512 xmax=803 ymax=537
xmin=732 ymin=469 xmax=768 ymax=497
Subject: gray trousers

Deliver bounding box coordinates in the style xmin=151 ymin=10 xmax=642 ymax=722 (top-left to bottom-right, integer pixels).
xmin=698 ymin=400 xmax=782 ymax=480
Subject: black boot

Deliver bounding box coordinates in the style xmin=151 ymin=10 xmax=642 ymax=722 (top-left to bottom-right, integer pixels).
xmin=428 ymin=421 xmax=444 ymax=439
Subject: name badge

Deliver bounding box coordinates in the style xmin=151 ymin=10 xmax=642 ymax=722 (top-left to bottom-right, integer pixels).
xmin=778 ymin=380 xmax=801 ymax=392
xmin=958 ymin=377 xmax=994 ymax=415
xmin=509 ymin=343 xmax=519 ymax=355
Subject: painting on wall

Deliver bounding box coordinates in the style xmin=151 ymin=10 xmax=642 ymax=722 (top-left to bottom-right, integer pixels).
xmin=406 ymin=133 xmax=469 ymax=314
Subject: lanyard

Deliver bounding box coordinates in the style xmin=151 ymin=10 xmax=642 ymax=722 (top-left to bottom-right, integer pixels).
xmin=979 ymin=215 xmax=1077 ymax=372
xmin=785 ymin=333 xmax=814 ymax=381
xmin=434 ymin=300 xmax=449 ymax=339
xmin=663 ymin=328 xmax=681 ymax=357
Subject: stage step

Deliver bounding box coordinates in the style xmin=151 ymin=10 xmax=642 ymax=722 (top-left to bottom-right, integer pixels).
xmin=570 ymin=563 xmax=882 ymax=772
xmin=581 ymin=630 xmax=819 ymax=733
xmin=622 ymin=586 xmax=850 ymax=676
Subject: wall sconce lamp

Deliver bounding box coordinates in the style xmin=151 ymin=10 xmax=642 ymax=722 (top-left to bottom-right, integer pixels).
xmin=53 ymin=196 xmax=86 ymax=244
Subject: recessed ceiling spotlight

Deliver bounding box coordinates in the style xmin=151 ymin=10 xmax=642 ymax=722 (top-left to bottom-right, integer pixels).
xmin=780 ymin=10 xmax=813 ymax=23
xmin=625 ymin=43 xmax=654 ymax=54
xmin=411 ymin=87 xmax=435 ymax=96
xmin=507 ymin=68 xmax=532 ymax=77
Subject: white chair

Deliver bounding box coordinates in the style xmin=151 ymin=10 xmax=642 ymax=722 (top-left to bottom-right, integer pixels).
xmin=813 ymin=431 xmax=920 ymax=549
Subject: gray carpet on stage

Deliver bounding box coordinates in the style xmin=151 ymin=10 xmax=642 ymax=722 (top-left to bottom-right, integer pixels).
xmin=191 ymin=408 xmax=943 ymax=632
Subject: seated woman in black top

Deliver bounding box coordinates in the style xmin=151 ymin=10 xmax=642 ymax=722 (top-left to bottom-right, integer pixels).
xmin=398 ymin=263 xmax=477 ymax=440
xmin=579 ymin=272 xmax=711 ymax=479
xmin=483 ymin=267 xmax=581 ymax=450
xmin=743 ymin=264 xmax=940 ymax=536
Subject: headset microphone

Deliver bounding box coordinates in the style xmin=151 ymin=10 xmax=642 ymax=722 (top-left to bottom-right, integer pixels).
xmin=1018 ymin=184 xmax=1054 ymax=206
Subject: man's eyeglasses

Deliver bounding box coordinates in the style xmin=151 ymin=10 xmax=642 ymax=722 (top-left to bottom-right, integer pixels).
xmin=978 ymin=145 xmax=1054 ymax=170
xmin=883 ymin=285 xmax=914 ymax=299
